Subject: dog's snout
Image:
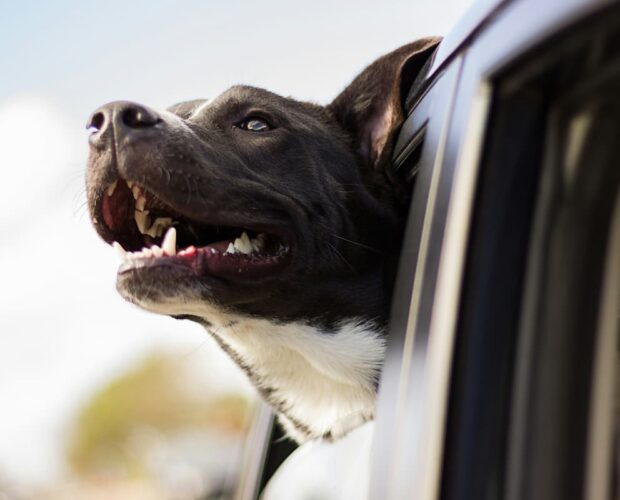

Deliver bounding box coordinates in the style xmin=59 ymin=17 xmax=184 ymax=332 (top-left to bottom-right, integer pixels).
xmin=87 ymin=101 xmax=160 ymax=147
xmin=119 ymin=105 xmax=160 ymax=129
xmin=86 ymin=110 xmax=106 ymax=133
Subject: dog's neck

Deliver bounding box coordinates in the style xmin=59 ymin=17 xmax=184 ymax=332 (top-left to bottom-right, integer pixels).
xmin=142 ymin=299 xmax=385 ymax=442
xmin=207 ymin=315 xmax=385 ymax=442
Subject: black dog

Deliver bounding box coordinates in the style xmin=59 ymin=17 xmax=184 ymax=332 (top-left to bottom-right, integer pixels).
xmin=85 ymin=38 xmax=440 ymax=442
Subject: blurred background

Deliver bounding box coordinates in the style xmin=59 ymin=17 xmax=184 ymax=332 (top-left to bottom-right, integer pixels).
xmin=0 ymin=1 xmax=473 ymax=498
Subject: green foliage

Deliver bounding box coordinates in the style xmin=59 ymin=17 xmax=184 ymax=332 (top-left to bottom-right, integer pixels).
xmin=66 ymin=352 xmax=249 ymax=477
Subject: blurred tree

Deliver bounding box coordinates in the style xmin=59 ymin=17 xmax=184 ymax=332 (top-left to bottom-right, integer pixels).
xmin=66 ymin=352 xmax=250 ymax=478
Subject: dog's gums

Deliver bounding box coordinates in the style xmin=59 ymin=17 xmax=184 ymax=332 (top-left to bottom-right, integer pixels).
xmin=100 ymin=178 xmax=290 ymax=280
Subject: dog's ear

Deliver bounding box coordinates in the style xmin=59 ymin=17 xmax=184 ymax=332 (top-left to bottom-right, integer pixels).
xmin=167 ymin=99 xmax=208 ymax=119
xmin=329 ymin=38 xmax=441 ymax=173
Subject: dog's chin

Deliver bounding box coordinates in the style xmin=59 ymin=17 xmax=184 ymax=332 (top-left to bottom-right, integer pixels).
xmin=115 ymin=244 xmax=293 ymax=313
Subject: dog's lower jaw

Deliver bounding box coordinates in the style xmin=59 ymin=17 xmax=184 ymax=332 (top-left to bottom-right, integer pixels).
xmin=129 ymin=293 xmax=385 ymax=443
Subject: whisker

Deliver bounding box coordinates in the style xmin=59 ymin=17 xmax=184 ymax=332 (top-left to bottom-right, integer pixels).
xmin=326 ymin=242 xmax=356 ymax=272
xmin=178 ymin=338 xmax=211 ymax=362
xmin=73 ymin=200 xmax=89 ymax=218
xmin=330 ymin=234 xmax=385 ymax=255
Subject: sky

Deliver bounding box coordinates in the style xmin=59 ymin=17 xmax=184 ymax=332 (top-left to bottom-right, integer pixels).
xmin=0 ymin=0 xmax=474 ymax=491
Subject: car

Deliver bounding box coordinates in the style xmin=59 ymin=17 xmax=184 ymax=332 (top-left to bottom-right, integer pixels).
xmin=232 ymin=0 xmax=620 ymax=497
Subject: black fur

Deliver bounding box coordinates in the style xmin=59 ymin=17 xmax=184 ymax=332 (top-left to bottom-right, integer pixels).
xmin=86 ymin=38 xmax=440 ymax=331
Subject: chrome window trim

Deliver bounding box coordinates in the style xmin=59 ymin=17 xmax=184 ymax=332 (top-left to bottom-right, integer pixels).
xmin=370 ymin=58 xmax=463 ymax=500
xmin=234 ymin=403 xmax=274 ymax=500
xmin=585 ymin=185 xmax=620 ymax=500
xmin=414 ymin=81 xmax=491 ymax=500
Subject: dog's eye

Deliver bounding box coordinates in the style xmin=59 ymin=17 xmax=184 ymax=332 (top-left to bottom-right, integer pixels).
xmin=238 ymin=117 xmax=271 ymax=132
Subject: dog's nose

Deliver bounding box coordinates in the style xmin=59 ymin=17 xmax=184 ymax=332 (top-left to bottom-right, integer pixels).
xmin=87 ymin=101 xmax=160 ymax=146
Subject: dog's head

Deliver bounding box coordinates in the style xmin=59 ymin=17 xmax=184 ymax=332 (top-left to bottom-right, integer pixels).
xmin=85 ymin=39 xmax=439 ymax=327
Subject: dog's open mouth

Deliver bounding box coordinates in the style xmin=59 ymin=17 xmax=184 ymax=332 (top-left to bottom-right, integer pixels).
xmin=99 ymin=178 xmax=291 ymax=280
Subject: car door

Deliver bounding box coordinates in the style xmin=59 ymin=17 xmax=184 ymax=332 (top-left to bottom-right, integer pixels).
xmin=373 ymin=0 xmax=620 ymax=499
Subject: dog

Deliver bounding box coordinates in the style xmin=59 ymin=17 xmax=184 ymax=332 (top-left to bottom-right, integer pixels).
xmin=85 ymin=38 xmax=440 ymax=443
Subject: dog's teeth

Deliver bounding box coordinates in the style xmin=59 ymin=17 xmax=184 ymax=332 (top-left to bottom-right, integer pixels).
xmin=225 ymin=242 xmax=237 ymax=254
xmin=127 ymin=250 xmax=139 ymax=260
xmin=141 ymin=247 xmax=153 ymax=258
xmin=251 ymin=234 xmax=266 ymax=252
xmin=136 ymin=196 xmax=147 ymax=212
xmin=132 ymin=185 xmax=141 ymax=200
xmin=241 ymin=231 xmax=252 ymax=247
xmin=112 ymin=241 xmax=127 ymax=262
xmin=151 ymin=245 xmax=164 ymax=258
xmin=256 ymin=233 xmax=267 ymax=247
xmin=233 ymin=232 xmax=253 ymax=254
xmin=135 ymin=210 xmax=151 ymax=235
xmin=162 ymin=227 xmax=176 ymax=255
xmin=106 ymin=180 xmax=118 ymax=196
xmin=146 ymin=217 xmax=174 ymax=238
xmin=126 ymin=180 xmax=134 ymax=188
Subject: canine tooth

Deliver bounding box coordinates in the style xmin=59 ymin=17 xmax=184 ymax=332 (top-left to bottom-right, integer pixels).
xmin=136 ymin=196 xmax=147 ymax=211
xmin=141 ymin=247 xmax=153 ymax=258
xmin=112 ymin=241 xmax=127 ymax=262
xmin=126 ymin=180 xmax=134 ymax=188
xmin=225 ymin=243 xmax=237 ymax=254
xmin=151 ymin=245 xmax=164 ymax=258
xmin=132 ymin=185 xmax=141 ymax=200
xmin=234 ymin=232 xmax=253 ymax=254
xmin=162 ymin=227 xmax=176 ymax=255
xmin=135 ymin=210 xmax=151 ymax=234
xmin=106 ymin=180 xmax=118 ymax=196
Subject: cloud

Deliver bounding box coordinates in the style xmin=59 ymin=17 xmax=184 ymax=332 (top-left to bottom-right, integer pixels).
xmin=0 ymin=95 xmax=86 ymax=237
xmin=0 ymin=96 xmax=252 ymax=487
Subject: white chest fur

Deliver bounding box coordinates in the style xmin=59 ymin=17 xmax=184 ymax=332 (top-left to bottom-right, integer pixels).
xmin=209 ymin=315 xmax=385 ymax=441
xmin=136 ymin=295 xmax=385 ymax=442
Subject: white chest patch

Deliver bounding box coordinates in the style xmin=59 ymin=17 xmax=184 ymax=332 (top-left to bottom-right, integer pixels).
xmin=135 ymin=297 xmax=386 ymax=442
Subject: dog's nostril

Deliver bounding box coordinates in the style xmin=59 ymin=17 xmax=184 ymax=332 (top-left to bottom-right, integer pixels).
xmin=121 ymin=106 xmax=160 ymax=129
xmin=86 ymin=111 xmax=105 ymax=133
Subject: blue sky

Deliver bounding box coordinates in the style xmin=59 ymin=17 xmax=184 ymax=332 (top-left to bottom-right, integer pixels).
xmin=1 ymin=0 xmax=470 ymax=118
xmin=0 ymin=0 xmax=473 ymax=490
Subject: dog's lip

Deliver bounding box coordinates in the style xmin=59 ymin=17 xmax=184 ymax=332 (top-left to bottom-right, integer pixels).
xmin=117 ymin=239 xmax=291 ymax=281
